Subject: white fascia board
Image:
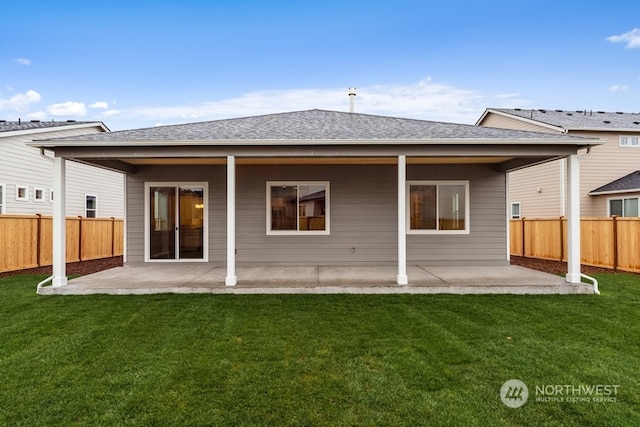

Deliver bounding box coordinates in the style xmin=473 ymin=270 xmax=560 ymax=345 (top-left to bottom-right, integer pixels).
xmin=28 ymin=137 xmax=605 ymax=149
xmin=588 ymin=188 xmax=640 ymax=196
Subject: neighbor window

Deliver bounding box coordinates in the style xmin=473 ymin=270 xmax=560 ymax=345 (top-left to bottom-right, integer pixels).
xmin=609 ymin=197 xmax=639 ymax=217
xmin=85 ymin=195 xmax=97 ymax=218
xmin=16 ymin=185 xmax=28 ymax=201
xmin=0 ymin=184 xmax=4 ymax=214
xmin=267 ymin=182 xmax=329 ymax=234
xmin=408 ymin=181 xmax=469 ymax=233
xmin=34 ymin=188 xmax=45 ymax=202
xmin=619 ymin=136 xmax=640 ymax=147
xmin=511 ymin=202 xmax=521 ymax=219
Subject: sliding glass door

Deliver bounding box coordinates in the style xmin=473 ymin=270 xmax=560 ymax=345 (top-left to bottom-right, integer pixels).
xmin=147 ymin=183 xmax=208 ymax=261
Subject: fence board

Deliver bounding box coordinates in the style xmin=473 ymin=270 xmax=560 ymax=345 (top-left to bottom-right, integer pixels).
xmin=617 ymin=218 xmax=640 ymax=272
xmin=0 ymin=215 xmax=123 ymax=273
xmin=511 ymin=217 xmax=640 ymax=273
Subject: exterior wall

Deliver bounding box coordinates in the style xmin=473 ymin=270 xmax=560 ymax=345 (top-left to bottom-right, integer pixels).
xmin=508 ymin=160 xmax=564 ymax=218
xmin=126 ymin=163 xmax=508 ymax=265
xmin=0 ymin=126 xmax=124 ymax=217
xmin=572 ymin=130 xmax=640 ymax=217
xmin=480 ymin=112 xmax=640 ymax=218
xmin=480 ymin=113 xmax=558 ymax=133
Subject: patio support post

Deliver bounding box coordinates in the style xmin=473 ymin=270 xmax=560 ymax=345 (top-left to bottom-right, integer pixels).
xmin=565 ymin=154 xmax=581 ymax=283
xmin=225 ymin=155 xmax=237 ymax=286
xmin=52 ymin=156 xmax=68 ymax=287
xmin=397 ymin=155 xmax=408 ymax=285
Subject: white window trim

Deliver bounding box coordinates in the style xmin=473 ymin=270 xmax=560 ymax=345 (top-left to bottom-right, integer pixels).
xmin=407 ymin=180 xmax=470 ymax=234
xmin=143 ymin=182 xmax=209 ymax=262
xmin=85 ymin=194 xmax=98 ymax=217
xmin=34 ymin=187 xmax=46 ymax=203
xmin=49 ymin=189 xmax=54 ymax=203
xmin=266 ymin=181 xmax=330 ymax=235
xmin=607 ymin=196 xmax=639 ymax=217
xmin=511 ymin=202 xmax=521 ymax=219
xmin=0 ymin=183 xmax=5 ymax=214
xmin=619 ymin=135 xmax=640 ymax=147
xmin=16 ymin=185 xmax=29 ymax=201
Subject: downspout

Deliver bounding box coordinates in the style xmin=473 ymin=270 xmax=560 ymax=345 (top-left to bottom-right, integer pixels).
xmin=581 ymin=273 xmax=600 ymax=295
xmin=573 ymin=144 xmax=598 ymax=294
xmin=37 ymin=275 xmax=54 ymax=292
xmin=40 ymin=147 xmax=55 ymax=163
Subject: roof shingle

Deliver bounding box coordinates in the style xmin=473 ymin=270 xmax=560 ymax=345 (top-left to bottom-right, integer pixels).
xmin=590 ymin=170 xmax=640 ymax=195
xmin=46 ymin=109 xmax=594 ymax=143
xmin=488 ymin=108 xmax=640 ymax=130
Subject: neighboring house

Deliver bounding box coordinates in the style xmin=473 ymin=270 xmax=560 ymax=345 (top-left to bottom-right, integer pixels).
xmin=476 ymin=108 xmax=640 ymax=218
xmin=0 ymin=120 xmax=124 ymax=217
xmin=31 ymin=109 xmax=600 ymax=287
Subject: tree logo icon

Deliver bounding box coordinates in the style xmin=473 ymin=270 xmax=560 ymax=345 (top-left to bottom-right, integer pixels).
xmin=501 ymin=379 xmax=529 ymax=408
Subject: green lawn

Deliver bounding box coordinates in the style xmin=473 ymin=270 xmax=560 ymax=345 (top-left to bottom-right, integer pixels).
xmin=1 ymin=274 xmax=638 ymax=426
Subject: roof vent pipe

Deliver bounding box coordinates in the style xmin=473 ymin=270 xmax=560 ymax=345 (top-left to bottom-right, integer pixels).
xmin=348 ymin=87 xmax=356 ymax=113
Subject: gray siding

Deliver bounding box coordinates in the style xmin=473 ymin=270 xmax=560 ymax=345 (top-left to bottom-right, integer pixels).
xmin=126 ymin=163 xmax=507 ymax=265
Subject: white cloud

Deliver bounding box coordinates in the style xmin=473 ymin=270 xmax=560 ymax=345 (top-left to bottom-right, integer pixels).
xmin=99 ymin=77 xmax=525 ymax=129
xmin=609 ymin=84 xmax=629 ymax=92
xmin=0 ymin=89 xmax=41 ymax=112
xmin=607 ymin=28 xmax=640 ymax=48
xmin=89 ymin=101 xmax=109 ymax=109
xmin=15 ymin=58 xmax=32 ymax=66
xmin=47 ymin=101 xmax=87 ymax=117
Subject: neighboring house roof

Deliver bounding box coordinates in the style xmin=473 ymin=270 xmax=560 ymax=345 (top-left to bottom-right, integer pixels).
xmin=39 ymin=109 xmax=597 ymax=146
xmin=476 ymin=108 xmax=640 ymax=132
xmin=0 ymin=120 xmax=109 ymax=137
xmin=589 ymin=170 xmax=640 ymax=195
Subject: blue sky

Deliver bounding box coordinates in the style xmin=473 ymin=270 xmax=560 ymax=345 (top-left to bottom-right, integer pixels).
xmin=2 ymin=0 xmax=640 ymax=130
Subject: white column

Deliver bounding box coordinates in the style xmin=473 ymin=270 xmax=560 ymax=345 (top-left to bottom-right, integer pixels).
xmin=52 ymin=156 xmax=68 ymax=287
xmin=225 ymin=155 xmax=237 ymax=286
xmin=397 ymin=155 xmax=408 ymax=285
xmin=565 ymin=154 xmax=581 ymax=283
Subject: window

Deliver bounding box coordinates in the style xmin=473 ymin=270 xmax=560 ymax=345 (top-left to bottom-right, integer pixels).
xmin=49 ymin=189 xmax=54 ymax=203
xmin=85 ymin=195 xmax=97 ymax=218
xmin=0 ymin=184 xmax=4 ymax=214
xmin=34 ymin=188 xmax=45 ymax=202
xmin=609 ymin=197 xmax=639 ymax=217
xmin=511 ymin=202 xmax=521 ymax=219
xmin=267 ymin=182 xmax=329 ymax=234
xmin=16 ymin=185 xmax=28 ymax=201
xmin=408 ymin=181 xmax=469 ymax=233
xmin=619 ymin=136 xmax=640 ymax=147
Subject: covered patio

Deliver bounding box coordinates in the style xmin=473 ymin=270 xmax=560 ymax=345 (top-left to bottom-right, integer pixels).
xmin=31 ymin=109 xmax=604 ymax=295
xmin=37 ymin=264 xmax=593 ymax=295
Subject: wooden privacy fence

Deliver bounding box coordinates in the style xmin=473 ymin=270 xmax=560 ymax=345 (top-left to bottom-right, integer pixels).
xmin=510 ymin=217 xmax=640 ymax=273
xmin=0 ymin=214 xmax=124 ymax=273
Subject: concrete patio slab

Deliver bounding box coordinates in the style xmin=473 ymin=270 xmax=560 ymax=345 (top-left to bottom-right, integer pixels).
xmin=36 ymin=264 xmax=596 ymax=295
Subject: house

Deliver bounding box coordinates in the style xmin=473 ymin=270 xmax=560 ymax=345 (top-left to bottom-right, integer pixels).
xmin=30 ymin=109 xmax=601 ymax=288
xmin=476 ymin=108 xmax=640 ymax=218
xmin=0 ymin=120 xmax=124 ymax=217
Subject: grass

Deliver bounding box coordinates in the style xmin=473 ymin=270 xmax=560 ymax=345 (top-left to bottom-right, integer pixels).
xmin=1 ymin=274 xmax=639 ymax=426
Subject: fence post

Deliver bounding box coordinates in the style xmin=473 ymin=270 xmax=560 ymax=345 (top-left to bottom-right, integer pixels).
xmin=35 ymin=214 xmax=42 ymax=267
xmin=78 ymin=216 xmax=83 ymax=261
xmin=612 ymin=215 xmax=618 ymax=271
xmin=521 ymin=217 xmax=526 ymax=257
xmin=111 ymin=217 xmax=115 ymax=257
xmin=559 ymin=216 xmax=564 ymax=262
